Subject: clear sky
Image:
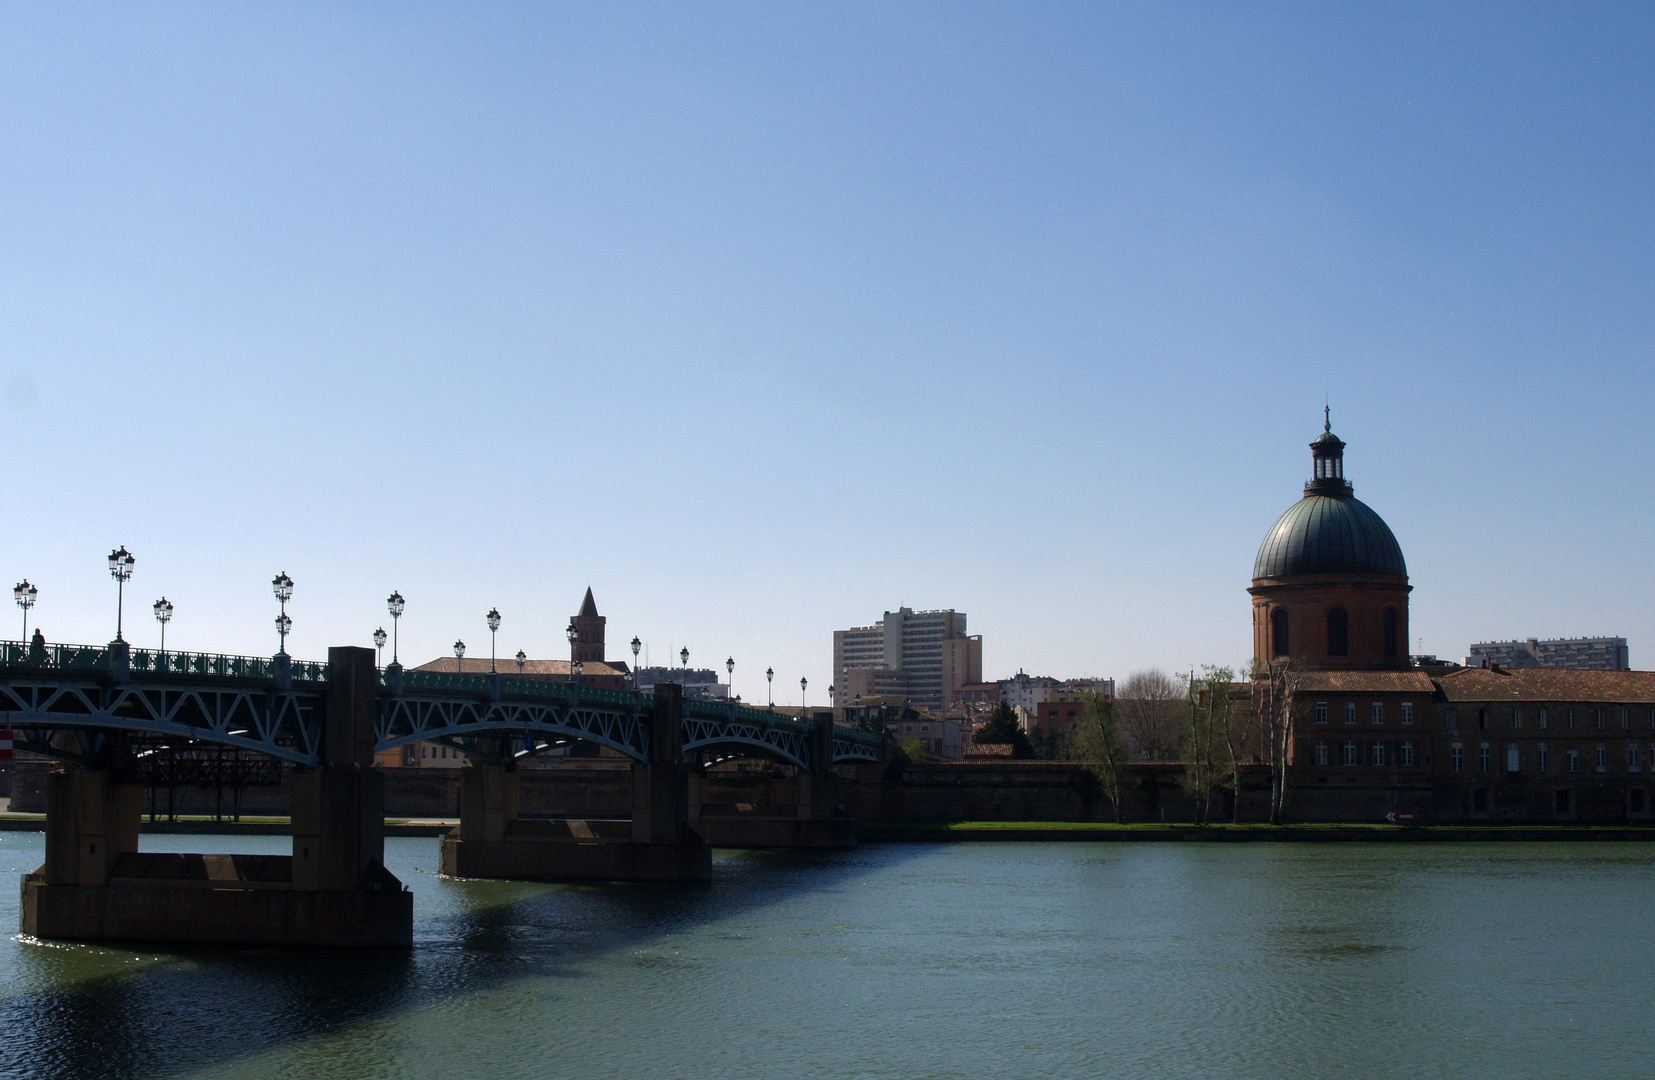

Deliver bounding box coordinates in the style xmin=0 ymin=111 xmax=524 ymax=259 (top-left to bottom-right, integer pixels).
xmin=3 ymin=3 xmax=1651 ymax=698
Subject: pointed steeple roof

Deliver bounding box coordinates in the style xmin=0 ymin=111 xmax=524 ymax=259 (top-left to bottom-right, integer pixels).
xmin=578 ymin=587 xmax=599 ymax=618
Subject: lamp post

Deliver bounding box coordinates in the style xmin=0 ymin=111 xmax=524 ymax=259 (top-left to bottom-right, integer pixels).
xmin=630 ymin=635 xmax=641 ymax=671
xmin=387 ymin=591 xmax=405 ymax=665
xmin=373 ymin=627 xmax=387 ymax=666
xmin=572 ymin=658 xmax=583 ymax=687
xmin=566 ymin=623 xmax=577 ymax=683
xmin=271 ymin=572 xmax=294 ymax=656
xmin=454 ymin=639 xmax=465 ymax=674
xmin=486 ymin=608 xmax=501 ymax=673
xmin=153 ymin=597 xmax=173 ymax=654
xmin=766 ymin=666 xmax=774 ymax=708
xmin=800 ymin=676 xmax=808 ymax=716
xmin=725 ymin=656 xmax=734 ymax=699
xmin=515 ymin=649 xmax=526 ymax=674
xmin=680 ymin=646 xmax=689 ymax=669
xmin=14 ymin=580 xmax=37 ymax=642
xmin=107 ymin=547 xmax=135 ymax=641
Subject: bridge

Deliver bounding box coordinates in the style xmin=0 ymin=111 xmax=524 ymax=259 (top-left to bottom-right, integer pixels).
xmin=2 ymin=639 xmax=887 ymax=948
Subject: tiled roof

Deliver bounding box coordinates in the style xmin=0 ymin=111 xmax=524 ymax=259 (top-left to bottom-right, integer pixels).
xmin=414 ymin=657 xmax=629 ymax=677
xmin=1436 ymin=667 xmax=1655 ymax=704
xmin=1296 ymin=671 xmax=1437 ymax=694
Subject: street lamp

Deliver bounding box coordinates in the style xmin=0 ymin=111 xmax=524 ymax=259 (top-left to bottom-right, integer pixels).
xmin=515 ymin=649 xmax=526 ymax=674
xmin=680 ymin=646 xmax=689 ymax=668
xmin=372 ymin=627 xmax=387 ymax=666
xmin=271 ymin=572 xmax=294 ymax=656
xmin=572 ymin=657 xmax=583 ymax=686
xmin=486 ymin=608 xmax=501 ymax=673
xmin=454 ymin=639 xmax=466 ymax=674
xmin=725 ymin=656 xmax=734 ymax=699
xmin=630 ymin=635 xmax=641 ymax=671
xmin=107 ymin=547 xmax=135 ymax=641
xmin=800 ymin=676 xmax=808 ymax=715
xmin=766 ymin=666 xmax=774 ymax=708
xmin=153 ymin=597 xmax=173 ymax=654
xmin=14 ymin=580 xmax=37 ymax=642
xmin=387 ymin=591 xmax=405 ymax=664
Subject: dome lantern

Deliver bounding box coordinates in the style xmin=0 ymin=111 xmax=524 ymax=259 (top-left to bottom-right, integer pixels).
xmin=1307 ymin=406 xmax=1351 ymax=497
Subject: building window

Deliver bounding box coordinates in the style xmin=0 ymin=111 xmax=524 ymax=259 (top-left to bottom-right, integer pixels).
xmin=1596 ymin=708 xmax=1606 ymax=730
xmin=1371 ymin=702 xmax=1384 ymax=725
xmin=1630 ymin=743 xmax=1642 ymax=772
xmin=1451 ymin=743 xmax=1464 ymax=773
xmin=1511 ymin=708 xmax=1522 ymax=730
xmin=1596 ymin=744 xmax=1607 ymax=772
xmin=1272 ymin=607 xmax=1290 ymax=656
xmin=1506 ymin=743 xmax=1520 ymax=773
xmin=1566 ymin=750 xmax=1581 ymax=773
xmin=1315 ymin=701 xmax=1328 ymax=725
xmin=1383 ymin=608 xmax=1398 ymax=658
xmin=1401 ymin=741 xmax=1416 ymax=767
xmin=1478 ymin=708 xmax=1489 ymax=731
xmin=1479 ymin=743 xmax=1491 ymax=773
xmin=1344 ymin=702 xmax=1356 ymax=726
xmin=1567 ymin=708 xmax=1576 ymax=730
xmin=1401 ymin=702 xmax=1414 ymax=726
xmin=1343 ymin=741 xmax=1357 ymax=767
xmin=1327 ymin=608 xmax=1349 ymax=657
xmin=1537 ymin=743 xmax=1549 ymax=772
xmin=1370 ymin=741 xmax=1385 ymax=767
xmin=1622 ymin=708 xmax=1631 ymax=731
xmin=1538 ymin=708 xmax=1548 ymax=731
xmin=1315 ymin=741 xmax=1329 ymax=766
xmin=1446 ymin=707 xmax=1458 ymax=732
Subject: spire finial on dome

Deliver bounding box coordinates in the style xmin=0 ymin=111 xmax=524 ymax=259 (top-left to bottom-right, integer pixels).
xmin=1324 ymin=402 xmax=1330 ymax=433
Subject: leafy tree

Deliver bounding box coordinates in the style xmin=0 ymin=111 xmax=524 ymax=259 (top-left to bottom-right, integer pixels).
xmin=972 ymin=700 xmax=1034 ymax=758
xmin=899 ymin=738 xmax=927 ymax=763
xmin=1070 ymin=692 xmax=1132 ymax=823
xmin=1179 ymin=666 xmax=1237 ymax=824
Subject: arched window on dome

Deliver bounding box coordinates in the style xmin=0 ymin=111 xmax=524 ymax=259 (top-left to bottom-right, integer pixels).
xmin=1383 ymin=608 xmax=1398 ymax=659
xmin=1327 ymin=608 xmax=1349 ymax=657
xmin=1272 ymin=608 xmax=1290 ymax=657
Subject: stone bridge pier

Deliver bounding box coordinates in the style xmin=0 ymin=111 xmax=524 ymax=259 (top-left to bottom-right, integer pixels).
xmin=692 ymin=715 xmax=856 ymax=848
xmin=439 ymin=683 xmax=712 ymax=882
xmin=20 ymin=647 xmax=413 ymax=947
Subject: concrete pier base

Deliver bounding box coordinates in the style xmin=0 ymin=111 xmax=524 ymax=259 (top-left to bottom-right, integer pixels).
xmin=442 ymin=684 xmax=711 ymax=883
xmin=19 ymin=647 xmax=413 ymax=948
xmin=439 ymin=819 xmax=711 ymax=881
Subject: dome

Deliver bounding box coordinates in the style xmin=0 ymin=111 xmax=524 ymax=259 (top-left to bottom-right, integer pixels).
xmin=1253 ymin=494 xmax=1406 ymax=579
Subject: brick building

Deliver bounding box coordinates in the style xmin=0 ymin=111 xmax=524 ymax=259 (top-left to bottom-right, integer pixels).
xmin=1252 ymin=417 xmax=1652 ymax=823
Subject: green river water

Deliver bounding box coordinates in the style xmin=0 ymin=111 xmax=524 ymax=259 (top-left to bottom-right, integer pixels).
xmin=1 ymin=832 xmax=1651 ymax=1079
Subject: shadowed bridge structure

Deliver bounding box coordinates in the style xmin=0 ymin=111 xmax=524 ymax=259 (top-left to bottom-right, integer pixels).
xmin=1 ymin=639 xmax=884 ymax=947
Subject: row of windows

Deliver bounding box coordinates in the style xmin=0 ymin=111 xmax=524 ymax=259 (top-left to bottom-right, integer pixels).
xmin=1448 ymin=741 xmax=1655 ymax=774
xmin=1446 ymin=706 xmax=1655 ymax=733
xmin=1312 ymin=741 xmax=1418 ymax=767
xmin=1314 ymin=701 xmax=1415 ymax=725
xmin=1271 ymin=607 xmax=1399 ymax=658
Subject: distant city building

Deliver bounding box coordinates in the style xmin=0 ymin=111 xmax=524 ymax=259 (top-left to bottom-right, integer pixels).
xmin=633 ymin=666 xmax=729 ymax=700
xmin=1467 ymin=637 xmax=1630 ymax=671
xmin=833 ymin=607 xmax=982 ymax=709
xmin=999 ymin=671 xmax=1058 ymax=717
xmin=1003 ymin=674 xmax=1115 ymax=730
xmin=885 ymin=713 xmax=964 ymax=760
xmin=954 ymin=682 xmax=1001 ymax=704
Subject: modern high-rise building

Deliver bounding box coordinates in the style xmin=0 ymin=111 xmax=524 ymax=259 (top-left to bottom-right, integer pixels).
xmin=833 ymin=607 xmax=982 ymax=709
xmin=1466 ymin=637 xmax=1630 ymax=671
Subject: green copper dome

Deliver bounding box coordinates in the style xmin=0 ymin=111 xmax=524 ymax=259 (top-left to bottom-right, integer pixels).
xmin=1253 ymin=416 xmax=1407 ymax=580
xmin=1253 ymin=494 xmax=1406 ymax=579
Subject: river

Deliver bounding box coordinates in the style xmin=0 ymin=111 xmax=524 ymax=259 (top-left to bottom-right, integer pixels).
xmin=1 ymin=832 xmax=1650 ymax=1078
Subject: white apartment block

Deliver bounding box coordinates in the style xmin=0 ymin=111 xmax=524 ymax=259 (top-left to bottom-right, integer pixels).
xmin=833 ymin=607 xmax=983 ymax=709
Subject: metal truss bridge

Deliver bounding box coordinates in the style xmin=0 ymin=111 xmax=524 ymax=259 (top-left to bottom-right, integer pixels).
xmin=0 ymin=640 xmax=883 ymax=770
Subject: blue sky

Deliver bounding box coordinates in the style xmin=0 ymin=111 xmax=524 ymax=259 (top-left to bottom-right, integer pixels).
xmin=2 ymin=3 xmax=1651 ymax=696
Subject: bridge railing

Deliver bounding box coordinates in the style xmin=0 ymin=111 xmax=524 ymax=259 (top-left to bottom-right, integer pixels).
xmin=0 ymin=640 xmax=329 ymax=683
xmin=391 ymin=668 xmax=646 ymax=709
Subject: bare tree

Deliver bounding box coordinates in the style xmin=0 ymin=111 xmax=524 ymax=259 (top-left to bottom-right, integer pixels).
xmin=1117 ymin=668 xmax=1184 ymax=761
xmin=1253 ymin=657 xmax=1304 ymax=825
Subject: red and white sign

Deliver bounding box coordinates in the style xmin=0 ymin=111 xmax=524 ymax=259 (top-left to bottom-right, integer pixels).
xmin=1385 ymin=810 xmax=1416 ymax=824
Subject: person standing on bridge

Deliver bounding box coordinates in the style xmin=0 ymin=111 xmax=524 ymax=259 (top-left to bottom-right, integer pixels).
xmin=29 ymin=628 xmax=45 ymax=664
